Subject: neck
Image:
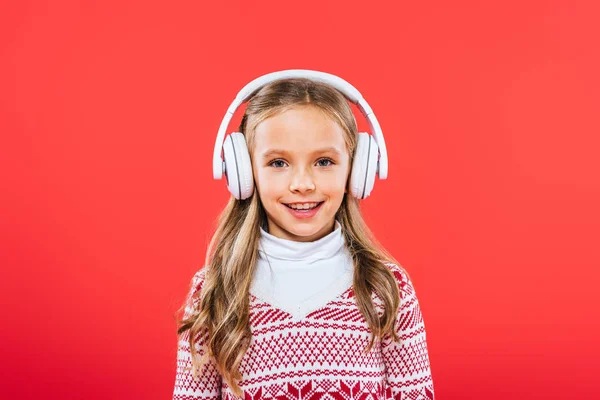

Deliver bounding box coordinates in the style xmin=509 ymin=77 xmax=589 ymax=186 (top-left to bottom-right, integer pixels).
xmin=258 ymin=220 xmax=343 ymax=262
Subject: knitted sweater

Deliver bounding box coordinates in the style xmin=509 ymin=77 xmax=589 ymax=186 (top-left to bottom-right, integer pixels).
xmin=172 ymin=262 xmax=435 ymax=400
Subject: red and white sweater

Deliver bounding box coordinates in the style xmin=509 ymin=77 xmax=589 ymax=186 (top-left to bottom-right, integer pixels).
xmin=172 ymin=262 xmax=435 ymax=400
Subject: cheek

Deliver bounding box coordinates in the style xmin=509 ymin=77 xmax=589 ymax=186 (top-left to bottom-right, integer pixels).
xmin=255 ymin=169 xmax=285 ymax=197
xmin=318 ymin=174 xmax=348 ymax=196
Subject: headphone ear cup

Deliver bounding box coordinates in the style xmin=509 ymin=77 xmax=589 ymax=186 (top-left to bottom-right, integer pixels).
xmin=349 ymin=133 xmax=379 ymax=199
xmin=222 ymin=132 xmax=254 ymax=200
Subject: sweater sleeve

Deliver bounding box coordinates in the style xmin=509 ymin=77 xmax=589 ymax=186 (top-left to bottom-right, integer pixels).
xmin=381 ymin=264 xmax=435 ymax=400
xmin=172 ymin=269 xmax=222 ymax=400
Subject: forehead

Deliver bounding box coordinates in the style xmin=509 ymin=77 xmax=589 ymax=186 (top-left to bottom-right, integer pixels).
xmin=252 ymin=106 xmax=348 ymax=154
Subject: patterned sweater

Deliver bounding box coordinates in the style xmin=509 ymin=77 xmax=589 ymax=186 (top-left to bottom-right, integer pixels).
xmin=172 ymin=263 xmax=435 ymax=400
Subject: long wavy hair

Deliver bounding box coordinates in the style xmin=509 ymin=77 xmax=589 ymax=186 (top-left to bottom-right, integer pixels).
xmin=177 ymin=77 xmax=403 ymax=395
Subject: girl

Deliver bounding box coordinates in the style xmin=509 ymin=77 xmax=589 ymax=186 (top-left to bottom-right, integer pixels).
xmin=172 ymin=71 xmax=435 ymax=400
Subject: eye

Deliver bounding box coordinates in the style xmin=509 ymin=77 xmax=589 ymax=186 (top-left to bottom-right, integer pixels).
xmin=316 ymin=158 xmax=335 ymax=167
xmin=268 ymin=159 xmax=288 ymax=168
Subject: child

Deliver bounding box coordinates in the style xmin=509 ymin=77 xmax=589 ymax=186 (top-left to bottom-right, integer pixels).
xmin=172 ymin=70 xmax=435 ymax=400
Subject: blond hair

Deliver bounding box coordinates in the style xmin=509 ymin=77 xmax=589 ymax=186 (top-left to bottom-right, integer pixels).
xmin=177 ymin=78 xmax=403 ymax=395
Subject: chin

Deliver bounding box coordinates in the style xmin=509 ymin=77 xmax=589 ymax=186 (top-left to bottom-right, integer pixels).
xmin=288 ymin=225 xmax=322 ymax=237
xmin=282 ymin=219 xmax=331 ymax=239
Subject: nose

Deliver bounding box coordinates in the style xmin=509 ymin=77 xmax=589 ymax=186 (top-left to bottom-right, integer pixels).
xmin=289 ymin=166 xmax=316 ymax=193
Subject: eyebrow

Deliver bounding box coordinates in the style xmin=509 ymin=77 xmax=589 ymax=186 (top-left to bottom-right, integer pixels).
xmin=261 ymin=147 xmax=342 ymax=160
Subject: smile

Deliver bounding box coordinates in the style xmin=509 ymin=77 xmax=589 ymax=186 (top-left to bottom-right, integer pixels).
xmin=283 ymin=202 xmax=324 ymax=218
xmin=284 ymin=202 xmax=323 ymax=210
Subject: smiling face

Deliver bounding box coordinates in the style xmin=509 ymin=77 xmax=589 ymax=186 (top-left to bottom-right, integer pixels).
xmin=250 ymin=105 xmax=351 ymax=242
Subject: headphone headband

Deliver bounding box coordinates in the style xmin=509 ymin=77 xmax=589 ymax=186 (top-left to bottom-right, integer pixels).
xmin=212 ymin=69 xmax=388 ymax=180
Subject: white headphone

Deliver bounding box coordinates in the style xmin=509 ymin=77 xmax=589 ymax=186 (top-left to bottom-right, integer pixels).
xmin=212 ymin=69 xmax=388 ymax=200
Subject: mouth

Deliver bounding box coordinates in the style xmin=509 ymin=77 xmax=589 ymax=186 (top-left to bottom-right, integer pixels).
xmin=283 ymin=201 xmax=324 ymax=211
xmin=282 ymin=201 xmax=324 ymax=218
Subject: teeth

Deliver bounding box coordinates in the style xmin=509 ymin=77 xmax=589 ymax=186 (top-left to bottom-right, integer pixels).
xmin=288 ymin=202 xmax=319 ymax=210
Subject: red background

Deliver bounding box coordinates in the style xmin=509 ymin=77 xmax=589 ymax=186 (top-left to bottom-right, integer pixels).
xmin=1 ymin=1 xmax=599 ymax=399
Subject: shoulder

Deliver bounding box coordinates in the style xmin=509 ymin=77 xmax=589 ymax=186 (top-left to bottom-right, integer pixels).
xmin=189 ymin=266 xmax=209 ymax=292
xmin=183 ymin=267 xmax=210 ymax=313
xmin=381 ymin=261 xmax=417 ymax=298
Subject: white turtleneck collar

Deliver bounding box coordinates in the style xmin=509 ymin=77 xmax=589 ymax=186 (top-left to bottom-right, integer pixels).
xmin=258 ymin=220 xmax=345 ymax=263
xmin=250 ymin=220 xmax=354 ymax=319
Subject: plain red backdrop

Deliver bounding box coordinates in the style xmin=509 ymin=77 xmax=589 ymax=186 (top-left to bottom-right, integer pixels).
xmin=1 ymin=0 xmax=599 ymax=399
